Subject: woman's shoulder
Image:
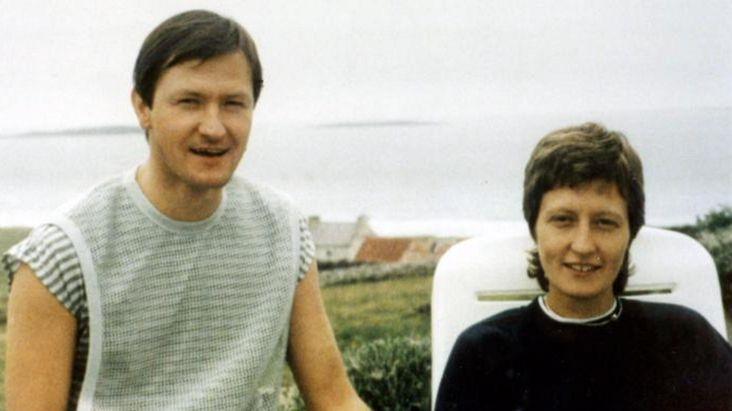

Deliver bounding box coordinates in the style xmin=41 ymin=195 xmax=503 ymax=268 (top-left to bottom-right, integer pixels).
xmin=457 ymin=301 xmax=535 ymax=347
xmin=622 ymin=298 xmax=711 ymax=325
xmin=621 ymin=299 xmax=730 ymax=350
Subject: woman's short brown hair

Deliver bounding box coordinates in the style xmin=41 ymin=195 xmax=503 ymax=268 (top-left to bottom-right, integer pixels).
xmin=522 ymin=122 xmax=645 ymax=293
xmin=133 ymin=10 xmax=263 ymax=108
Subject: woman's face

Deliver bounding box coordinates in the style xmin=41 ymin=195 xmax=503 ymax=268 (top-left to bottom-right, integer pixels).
xmin=535 ymin=179 xmax=631 ymax=316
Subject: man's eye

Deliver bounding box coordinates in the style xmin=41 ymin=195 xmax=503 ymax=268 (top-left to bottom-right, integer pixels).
xmin=225 ymin=101 xmax=246 ymax=108
xmin=178 ymin=98 xmax=199 ymax=106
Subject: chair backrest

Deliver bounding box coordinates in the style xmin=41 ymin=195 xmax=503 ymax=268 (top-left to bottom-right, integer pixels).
xmin=431 ymin=225 xmax=728 ymax=405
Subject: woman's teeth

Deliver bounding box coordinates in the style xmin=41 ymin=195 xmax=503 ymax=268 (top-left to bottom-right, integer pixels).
xmin=567 ymin=264 xmax=598 ymax=272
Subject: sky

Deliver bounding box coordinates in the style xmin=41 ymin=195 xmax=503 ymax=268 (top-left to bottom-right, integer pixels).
xmin=1 ymin=0 xmax=731 ymax=134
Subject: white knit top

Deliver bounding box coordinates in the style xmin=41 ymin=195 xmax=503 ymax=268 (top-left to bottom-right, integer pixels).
xmin=2 ymin=170 xmax=314 ymax=410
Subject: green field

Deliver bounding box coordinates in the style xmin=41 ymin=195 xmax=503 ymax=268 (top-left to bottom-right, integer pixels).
xmin=0 ymin=228 xmax=29 ymax=258
xmin=323 ymin=275 xmax=432 ymax=350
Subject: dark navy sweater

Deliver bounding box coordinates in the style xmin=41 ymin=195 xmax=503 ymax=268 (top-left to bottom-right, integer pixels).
xmin=435 ymin=298 xmax=732 ymax=411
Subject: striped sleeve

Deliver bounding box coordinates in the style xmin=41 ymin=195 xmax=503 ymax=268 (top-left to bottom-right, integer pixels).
xmin=1 ymin=224 xmax=87 ymax=319
xmin=297 ymin=216 xmax=315 ymax=281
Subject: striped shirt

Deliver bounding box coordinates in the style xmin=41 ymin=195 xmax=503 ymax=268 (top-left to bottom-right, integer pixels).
xmin=2 ymin=176 xmax=315 ymax=410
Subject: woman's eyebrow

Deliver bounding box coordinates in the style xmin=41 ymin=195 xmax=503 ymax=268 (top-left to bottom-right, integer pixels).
xmin=594 ymin=210 xmax=624 ymax=219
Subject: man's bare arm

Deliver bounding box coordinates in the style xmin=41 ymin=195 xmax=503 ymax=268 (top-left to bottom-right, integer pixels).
xmin=5 ymin=263 xmax=77 ymax=411
xmin=288 ymin=261 xmax=370 ymax=410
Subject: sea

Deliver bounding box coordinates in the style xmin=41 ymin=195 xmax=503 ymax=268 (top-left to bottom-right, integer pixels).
xmin=1 ymin=108 xmax=730 ymax=236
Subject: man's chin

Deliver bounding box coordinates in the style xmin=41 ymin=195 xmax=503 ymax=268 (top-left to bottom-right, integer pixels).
xmin=187 ymin=174 xmax=234 ymax=192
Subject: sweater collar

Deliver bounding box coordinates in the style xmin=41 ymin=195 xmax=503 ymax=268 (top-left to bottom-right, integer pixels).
xmin=538 ymin=296 xmax=623 ymax=326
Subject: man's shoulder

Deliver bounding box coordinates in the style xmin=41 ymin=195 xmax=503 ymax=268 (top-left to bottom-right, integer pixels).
xmin=57 ymin=173 xmax=127 ymax=216
xmin=226 ymin=176 xmax=298 ymax=213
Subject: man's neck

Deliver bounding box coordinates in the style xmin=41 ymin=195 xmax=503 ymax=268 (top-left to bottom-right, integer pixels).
xmin=136 ymin=163 xmax=223 ymax=222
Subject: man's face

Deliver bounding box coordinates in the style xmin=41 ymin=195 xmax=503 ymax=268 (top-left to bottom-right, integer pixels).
xmin=535 ymin=180 xmax=630 ymax=315
xmin=133 ymin=51 xmax=254 ymax=193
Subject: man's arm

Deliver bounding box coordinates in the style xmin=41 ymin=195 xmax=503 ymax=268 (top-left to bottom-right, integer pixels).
xmin=287 ymin=261 xmax=369 ymax=410
xmin=5 ymin=263 xmax=77 ymax=411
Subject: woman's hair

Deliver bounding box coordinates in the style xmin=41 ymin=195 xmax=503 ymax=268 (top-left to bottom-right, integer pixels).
xmin=133 ymin=9 xmax=263 ymax=108
xmin=522 ymin=122 xmax=645 ymax=293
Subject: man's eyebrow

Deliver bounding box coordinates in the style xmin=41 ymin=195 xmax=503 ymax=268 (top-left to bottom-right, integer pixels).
xmin=544 ymin=207 xmax=576 ymax=215
xmin=223 ymin=92 xmax=252 ymax=100
xmin=172 ymin=90 xmax=205 ymax=98
xmin=172 ymin=90 xmax=252 ymax=100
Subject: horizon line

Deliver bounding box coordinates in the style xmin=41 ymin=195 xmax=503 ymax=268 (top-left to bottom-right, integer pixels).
xmin=2 ymin=105 xmax=730 ymax=137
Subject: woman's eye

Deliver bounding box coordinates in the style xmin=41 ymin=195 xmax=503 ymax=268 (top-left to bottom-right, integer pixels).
xmin=596 ymin=218 xmax=619 ymax=228
xmin=178 ymin=98 xmax=199 ymax=106
xmin=225 ymin=101 xmax=246 ymax=108
xmin=550 ymin=215 xmax=573 ymax=224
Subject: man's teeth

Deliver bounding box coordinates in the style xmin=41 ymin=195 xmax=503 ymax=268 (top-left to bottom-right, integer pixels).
xmin=192 ymin=148 xmax=227 ymax=156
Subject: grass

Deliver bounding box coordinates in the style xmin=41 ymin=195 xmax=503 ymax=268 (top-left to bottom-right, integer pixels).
xmin=0 ymin=228 xmax=29 ymax=257
xmin=0 ymin=327 xmax=4 ymax=411
xmin=322 ymin=275 xmax=432 ymax=350
xmin=0 ymin=228 xmax=18 ymax=411
xmin=280 ymin=274 xmax=432 ymax=408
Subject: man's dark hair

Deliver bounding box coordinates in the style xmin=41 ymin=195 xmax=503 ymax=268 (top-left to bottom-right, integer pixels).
xmin=133 ymin=10 xmax=263 ymax=108
xmin=522 ymin=122 xmax=645 ymax=294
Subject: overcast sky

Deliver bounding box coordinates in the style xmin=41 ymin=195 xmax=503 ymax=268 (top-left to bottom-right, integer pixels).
xmin=1 ymin=0 xmax=730 ymax=134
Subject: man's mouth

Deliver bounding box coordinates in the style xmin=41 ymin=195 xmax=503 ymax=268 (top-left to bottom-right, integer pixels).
xmin=190 ymin=147 xmax=229 ymax=157
xmin=564 ymin=263 xmax=601 ymax=273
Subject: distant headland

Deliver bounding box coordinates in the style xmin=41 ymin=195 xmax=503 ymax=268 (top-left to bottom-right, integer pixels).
xmin=1 ymin=125 xmax=141 ymax=138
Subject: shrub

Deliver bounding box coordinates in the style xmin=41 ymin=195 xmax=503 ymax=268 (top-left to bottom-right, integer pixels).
xmin=692 ymin=207 xmax=732 ymax=305
xmin=277 ymin=337 xmax=431 ymax=410
xmin=278 ymin=384 xmax=305 ymax=411
xmin=669 ymin=206 xmax=732 ymax=307
xmin=345 ymin=337 xmax=431 ymax=411
xmin=319 ymin=262 xmax=436 ymax=288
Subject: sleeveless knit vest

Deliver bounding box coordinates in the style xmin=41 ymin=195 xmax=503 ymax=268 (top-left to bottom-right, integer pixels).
xmin=51 ymin=171 xmax=300 ymax=410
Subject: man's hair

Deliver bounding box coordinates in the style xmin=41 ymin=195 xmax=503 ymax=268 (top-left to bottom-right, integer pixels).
xmin=522 ymin=122 xmax=645 ymax=294
xmin=133 ymin=10 xmax=263 ymax=108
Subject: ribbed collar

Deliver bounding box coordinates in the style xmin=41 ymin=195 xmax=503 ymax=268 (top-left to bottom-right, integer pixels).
xmin=123 ymin=168 xmax=227 ymax=234
xmin=538 ymin=295 xmax=623 ymax=326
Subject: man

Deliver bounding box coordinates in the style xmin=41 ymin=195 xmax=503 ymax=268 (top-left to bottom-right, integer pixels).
xmin=3 ymin=10 xmax=368 ymax=410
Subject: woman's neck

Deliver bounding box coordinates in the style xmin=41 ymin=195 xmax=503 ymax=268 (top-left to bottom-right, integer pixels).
xmin=544 ymin=290 xmax=616 ymax=319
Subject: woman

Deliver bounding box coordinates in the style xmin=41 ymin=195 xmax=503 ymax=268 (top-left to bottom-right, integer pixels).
xmin=435 ymin=123 xmax=732 ymax=411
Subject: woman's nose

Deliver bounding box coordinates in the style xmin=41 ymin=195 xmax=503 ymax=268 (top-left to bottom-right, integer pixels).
xmin=570 ymin=224 xmax=597 ymax=255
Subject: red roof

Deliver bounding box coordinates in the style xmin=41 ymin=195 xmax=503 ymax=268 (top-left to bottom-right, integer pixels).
xmin=355 ymin=237 xmax=412 ymax=263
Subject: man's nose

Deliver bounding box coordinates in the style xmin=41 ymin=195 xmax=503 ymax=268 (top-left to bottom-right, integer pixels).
xmin=199 ymin=107 xmax=226 ymax=139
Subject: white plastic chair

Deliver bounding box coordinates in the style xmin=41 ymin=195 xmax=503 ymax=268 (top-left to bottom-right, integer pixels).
xmin=431 ymin=225 xmax=728 ymax=405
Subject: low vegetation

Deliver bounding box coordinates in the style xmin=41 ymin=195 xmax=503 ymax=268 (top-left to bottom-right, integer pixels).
xmin=319 ymin=261 xmax=435 ymax=288
xmin=321 ymin=273 xmax=432 ymax=350
xmin=669 ymin=206 xmax=732 ymax=307
xmin=0 ymin=227 xmax=29 ymax=256
xmin=346 ymin=337 xmax=431 ymax=411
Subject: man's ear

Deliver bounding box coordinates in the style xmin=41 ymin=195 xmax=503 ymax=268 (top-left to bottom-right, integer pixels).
xmin=131 ymin=90 xmax=152 ymax=130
